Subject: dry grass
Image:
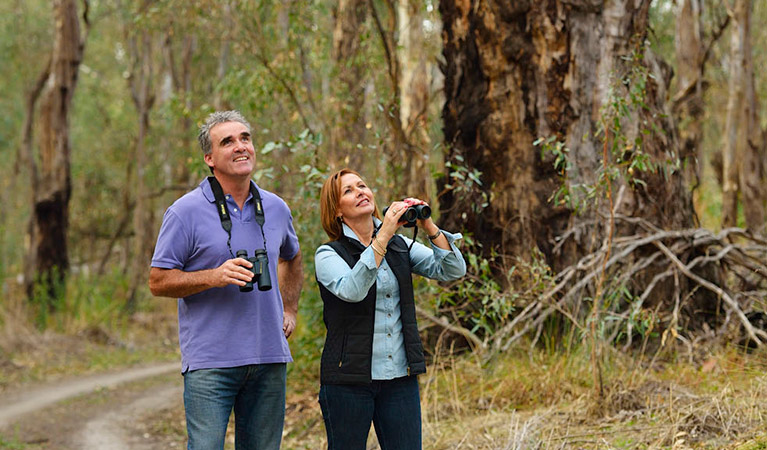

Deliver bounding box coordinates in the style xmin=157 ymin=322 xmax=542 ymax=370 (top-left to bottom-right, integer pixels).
xmin=0 ymin=293 xmax=179 ymax=393
xmin=417 ymin=346 xmax=767 ymax=449
xmin=5 ymin=290 xmax=767 ymax=449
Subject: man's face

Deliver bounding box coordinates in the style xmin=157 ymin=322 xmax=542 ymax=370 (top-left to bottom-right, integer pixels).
xmin=205 ymin=121 xmax=255 ymax=179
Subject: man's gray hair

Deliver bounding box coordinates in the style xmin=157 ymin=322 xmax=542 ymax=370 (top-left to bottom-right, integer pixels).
xmin=197 ymin=110 xmax=252 ymax=156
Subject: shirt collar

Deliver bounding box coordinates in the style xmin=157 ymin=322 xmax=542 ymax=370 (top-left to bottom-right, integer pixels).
xmin=200 ymin=177 xmax=259 ymax=203
xmin=341 ymin=217 xmax=382 ymax=243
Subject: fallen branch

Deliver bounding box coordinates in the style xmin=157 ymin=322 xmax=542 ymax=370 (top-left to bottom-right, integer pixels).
xmin=416 ymin=305 xmax=486 ymax=352
xmin=652 ymin=240 xmax=767 ymax=346
xmin=484 ymin=224 xmax=767 ymax=354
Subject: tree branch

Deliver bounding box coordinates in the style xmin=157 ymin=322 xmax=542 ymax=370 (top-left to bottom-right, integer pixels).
xmin=416 ymin=305 xmax=485 ymax=352
xmin=490 ymin=224 xmax=767 ymax=354
xmin=652 ymin=240 xmax=767 ymax=346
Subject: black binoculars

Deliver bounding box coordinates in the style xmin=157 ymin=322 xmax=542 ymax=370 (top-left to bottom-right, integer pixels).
xmin=236 ymin=249 xmax=272 ymax=292
xmin=383 ymin=204 xmax=431 ymax=228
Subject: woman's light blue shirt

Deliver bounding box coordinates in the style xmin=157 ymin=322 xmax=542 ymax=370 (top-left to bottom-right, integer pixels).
xmin=315 ymin=220 xmax=466 ymax=380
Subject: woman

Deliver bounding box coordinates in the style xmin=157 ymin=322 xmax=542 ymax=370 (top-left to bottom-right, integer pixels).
xmin=315 ymin=168 xmax=466 ymax=449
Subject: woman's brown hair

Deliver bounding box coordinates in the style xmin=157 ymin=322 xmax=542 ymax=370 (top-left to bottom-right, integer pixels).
xmin=320 ymin=168 xmax=380 ymax=241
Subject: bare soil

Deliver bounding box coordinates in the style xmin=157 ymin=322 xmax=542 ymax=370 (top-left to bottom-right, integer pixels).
xmin=0 ymin=366 xmax=180 ymax=449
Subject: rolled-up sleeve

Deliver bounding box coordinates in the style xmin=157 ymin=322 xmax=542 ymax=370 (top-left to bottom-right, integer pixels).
xmin=315 ymin=244 xmax=379 ymax=302
xmin=404 ymin=230 xmax=466 ymax=281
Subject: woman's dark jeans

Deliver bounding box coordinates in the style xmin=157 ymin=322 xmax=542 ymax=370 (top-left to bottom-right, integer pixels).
xmin=319 ymin=375 xmax=422 ymax=450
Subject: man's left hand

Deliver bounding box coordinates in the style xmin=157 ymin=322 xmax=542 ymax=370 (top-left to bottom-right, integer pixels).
xmin=283 ymin=310 xmax=297 ymax=338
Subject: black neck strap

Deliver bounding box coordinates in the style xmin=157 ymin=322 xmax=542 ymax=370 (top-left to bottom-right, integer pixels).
xmin=373 ymin=221 xmax=417 ymax=252
xmin=208 ymin=176 xmax=267 ymax=256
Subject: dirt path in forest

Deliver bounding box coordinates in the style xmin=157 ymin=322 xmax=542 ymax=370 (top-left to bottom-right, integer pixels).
xmin=76 ymin=382 xmax=183 ymax=449
xmin=0 ymin=362 xmax=178 ymax=428
xmin=0 ymin=362 xmax=181 ymax=449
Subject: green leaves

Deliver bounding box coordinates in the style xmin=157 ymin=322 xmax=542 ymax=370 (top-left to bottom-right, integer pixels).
xmin=445 ymin=157 xmax=488 ymax=212
xmin=535 ymin=48 xmax=677 ymax=215
xmin=261 ymin=141 xmax=277 ymax=154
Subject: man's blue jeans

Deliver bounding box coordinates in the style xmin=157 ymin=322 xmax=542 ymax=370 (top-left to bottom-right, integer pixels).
xmin=318 ymin=375 xmax=422 ymax=450
xmin=183 ymin=363 xmax=286 ymax=450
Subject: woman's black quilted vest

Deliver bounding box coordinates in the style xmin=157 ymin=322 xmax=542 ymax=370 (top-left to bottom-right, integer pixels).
xmin=317 ymin=234 xmax=426 ymax=385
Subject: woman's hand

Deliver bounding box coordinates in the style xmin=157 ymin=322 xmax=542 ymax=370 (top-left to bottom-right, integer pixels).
xmin=378 ymin=200 xmax=410 ymax=243
xmin=403 ymin=197 xmax=439 ymax=235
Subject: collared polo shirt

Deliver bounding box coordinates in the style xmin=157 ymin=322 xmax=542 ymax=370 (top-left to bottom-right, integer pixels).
xmin=151 ymin=178 xmax=300 ymax=372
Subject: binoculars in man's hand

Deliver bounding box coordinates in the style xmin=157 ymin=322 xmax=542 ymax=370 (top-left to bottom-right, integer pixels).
xmin=236 ymin=249 xmax=272 ymax=292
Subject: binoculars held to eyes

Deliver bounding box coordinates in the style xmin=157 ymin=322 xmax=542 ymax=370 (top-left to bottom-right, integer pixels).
xmin=236 ymin=249 xmax=272 ymax=292
xmin=383 ymin=204 xmax=431 ymax=228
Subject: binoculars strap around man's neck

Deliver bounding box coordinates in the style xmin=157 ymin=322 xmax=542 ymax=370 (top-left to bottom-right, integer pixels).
xmin=207 ymin=176 xmax=267 ymax=256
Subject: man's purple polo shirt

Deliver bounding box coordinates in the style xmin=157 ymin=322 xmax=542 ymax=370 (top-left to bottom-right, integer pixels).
xmin=151 ymin=178 xmax=300 ymax=372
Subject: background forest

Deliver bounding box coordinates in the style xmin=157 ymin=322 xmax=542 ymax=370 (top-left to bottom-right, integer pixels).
xmin=2 ymin=0 xmax=767 ymax=448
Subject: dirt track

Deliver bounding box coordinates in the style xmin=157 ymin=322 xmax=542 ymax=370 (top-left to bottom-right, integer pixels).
xmin=76 ymin=382 xmax=182 ymax=449
xmin=0 ymin=362 xmax=180 ymax=449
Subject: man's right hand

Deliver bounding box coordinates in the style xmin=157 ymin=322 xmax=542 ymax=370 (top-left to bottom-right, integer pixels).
xmin=149 ymin=257 xmax=255 ymax=298
xmin=213 ymin=257 xmax=255 ymax=288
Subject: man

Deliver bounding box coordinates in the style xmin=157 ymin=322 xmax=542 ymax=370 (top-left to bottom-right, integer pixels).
xmin=149 ymin=110 xmax=303 ymax=450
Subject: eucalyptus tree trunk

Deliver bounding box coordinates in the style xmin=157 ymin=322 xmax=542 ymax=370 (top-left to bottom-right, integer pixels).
xmin=673 ymin=0 xmax=705 ymax=186
xmin=127 ymin=32 xmax=156 ymax=310
xmin=397 ymin=0 xmax=431 ymax=198
xmin=722 ymin=0 xmax=765 ymax=230
xmin=367 ymin=0 xmax=430 ymax=197
xmin=438 ymin=0 xmax=702 ymax=401
xmin=721 ymin=0 xmax=746 ymax=228
xmin=25 ymin=0 xmax=84 ymax=303
xmin=278 ymin=0 xmax=292 ymax=50
xmin=736 ymin=0 xmax=766 ymax=231
xmin=438 ymin=0 xmax=695 ymax=267
xmin=330 ymin=0 xmax=368 ymax=168
xmin=163 ymin=33 xmax=196 ymax=186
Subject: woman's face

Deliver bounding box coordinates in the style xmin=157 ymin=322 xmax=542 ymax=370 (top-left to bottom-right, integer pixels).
xmin=337 ymin=173 xmax=375 ymax=221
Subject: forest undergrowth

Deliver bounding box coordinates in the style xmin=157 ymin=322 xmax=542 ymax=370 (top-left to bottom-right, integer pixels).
xmin=418 ymin=344 xmax=767 ymax=449
xmin=118 ymin=341 xmax=767 ymax=449
xmin=0 ymin=287 xmax=179 ymax=392
xmin=3 ymin=285 xmax=767 ymax=449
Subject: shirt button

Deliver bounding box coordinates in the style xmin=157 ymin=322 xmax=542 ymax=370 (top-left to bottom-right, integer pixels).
xmin=382 ymin=267 xmax=387 ymax=271
xmin=388 ymin=355 xmax=392 ymax=359
xmin=387 ymin=333 xmax=391 ymax=338
xmin=387 ymin=313 xmax=392 ymax=318
xmin=386 ymin=294 xmax=391 ymax=298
